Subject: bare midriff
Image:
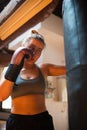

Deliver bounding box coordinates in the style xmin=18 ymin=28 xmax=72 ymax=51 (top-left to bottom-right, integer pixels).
xmin=11 ymin=94 xmax=47 ymax=115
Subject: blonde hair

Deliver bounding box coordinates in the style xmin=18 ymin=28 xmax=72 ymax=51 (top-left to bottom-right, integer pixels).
xmin=22 ymin=30 xmax=46 ymax=47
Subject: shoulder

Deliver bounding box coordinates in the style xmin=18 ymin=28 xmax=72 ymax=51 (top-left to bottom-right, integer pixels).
xmin=39 ymin=63 xmax=52 ymax=69
xmin=39 ymin=63 xmax=62 ymax=70
xmin=38 ymin=63 xmax=50 ymax=76
xmin=39 ymin=63 xmax=57 ymax=76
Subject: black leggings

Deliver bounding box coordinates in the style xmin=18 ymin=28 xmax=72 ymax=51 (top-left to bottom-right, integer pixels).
xmin=6 ymin=111 xmax=54 ymax=130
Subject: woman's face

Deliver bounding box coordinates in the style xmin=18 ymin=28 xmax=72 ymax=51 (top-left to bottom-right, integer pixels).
xmin=24 ymin=38 xmax=44 ymax=65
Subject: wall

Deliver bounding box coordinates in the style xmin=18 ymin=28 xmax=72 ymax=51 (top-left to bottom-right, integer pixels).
xmin=38 ymin=14 xmax=65 ymax=66
xmin=45 ymin=76 xmax=68 ymax=130
xmin=46 ymin=99 xmax=68 ymax=130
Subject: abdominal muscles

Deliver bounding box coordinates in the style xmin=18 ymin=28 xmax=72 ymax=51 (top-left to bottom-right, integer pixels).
xmin=11 ymin=94 xmax=47 ymax=115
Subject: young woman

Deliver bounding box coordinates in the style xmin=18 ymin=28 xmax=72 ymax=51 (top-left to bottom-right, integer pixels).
xmin=0 ymin=30 xmax=66 ymax=130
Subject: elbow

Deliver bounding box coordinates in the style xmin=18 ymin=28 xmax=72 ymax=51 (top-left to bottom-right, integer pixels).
xmin=0 ymin=95 xmax=9 ymax=102
xmin=0 ymin=97 xmax=4 ymax=102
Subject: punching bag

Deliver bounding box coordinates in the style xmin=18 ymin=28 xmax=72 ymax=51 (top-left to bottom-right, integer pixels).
xmin=62 ymin=0 xmax=87 ymax=130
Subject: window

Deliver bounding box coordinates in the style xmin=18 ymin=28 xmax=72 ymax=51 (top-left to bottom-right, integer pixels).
xmin=2 ymin=96 xmax=11 ymax=109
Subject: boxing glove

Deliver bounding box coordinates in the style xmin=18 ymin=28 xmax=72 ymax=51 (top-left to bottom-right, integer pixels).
xmin=5 ymin=47 xmax=33 ymax=82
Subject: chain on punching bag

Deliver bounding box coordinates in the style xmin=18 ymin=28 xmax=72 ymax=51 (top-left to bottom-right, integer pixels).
xmin=62 ymin=0 xmax=87 ymax=130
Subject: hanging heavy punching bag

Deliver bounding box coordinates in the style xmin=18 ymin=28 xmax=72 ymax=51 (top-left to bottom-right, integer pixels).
xmin=62 ymin=0 xmax=87 ymax=130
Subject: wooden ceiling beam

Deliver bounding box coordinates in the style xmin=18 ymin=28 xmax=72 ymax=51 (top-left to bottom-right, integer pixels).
xmin=0 ymin=0 xmax=52 ymax=40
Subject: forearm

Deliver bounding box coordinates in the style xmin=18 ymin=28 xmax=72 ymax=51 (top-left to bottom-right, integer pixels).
xmin=47 ymin=64 xmax=66 ymax=76
xmin=0 ymin=79 xmax=14 ymax=101
xmin=56 ymin=66 xmax=66 ymax=75
xmin=0 ymin=47 xmax=32 ymax=101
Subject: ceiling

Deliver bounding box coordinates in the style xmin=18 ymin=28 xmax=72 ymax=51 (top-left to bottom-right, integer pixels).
xmin=0 ymin=0 xmax=63 ymax=66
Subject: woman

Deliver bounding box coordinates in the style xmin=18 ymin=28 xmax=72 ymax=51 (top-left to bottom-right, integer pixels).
xmin=0 ymin=30 xmax=66 ymax=130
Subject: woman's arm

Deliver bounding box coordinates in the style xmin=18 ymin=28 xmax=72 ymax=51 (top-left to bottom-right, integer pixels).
xmin=0 ymin=47 xmax=32 ymax=101
xmin=40 ymin=63 xmax=66 ymax=76
xmin=0 ymin=79 xmax=14 ymax=101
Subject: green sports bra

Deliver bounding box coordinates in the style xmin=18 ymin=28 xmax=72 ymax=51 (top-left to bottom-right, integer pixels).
xmin=11 ymin=67 xmax=46 ymax=99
